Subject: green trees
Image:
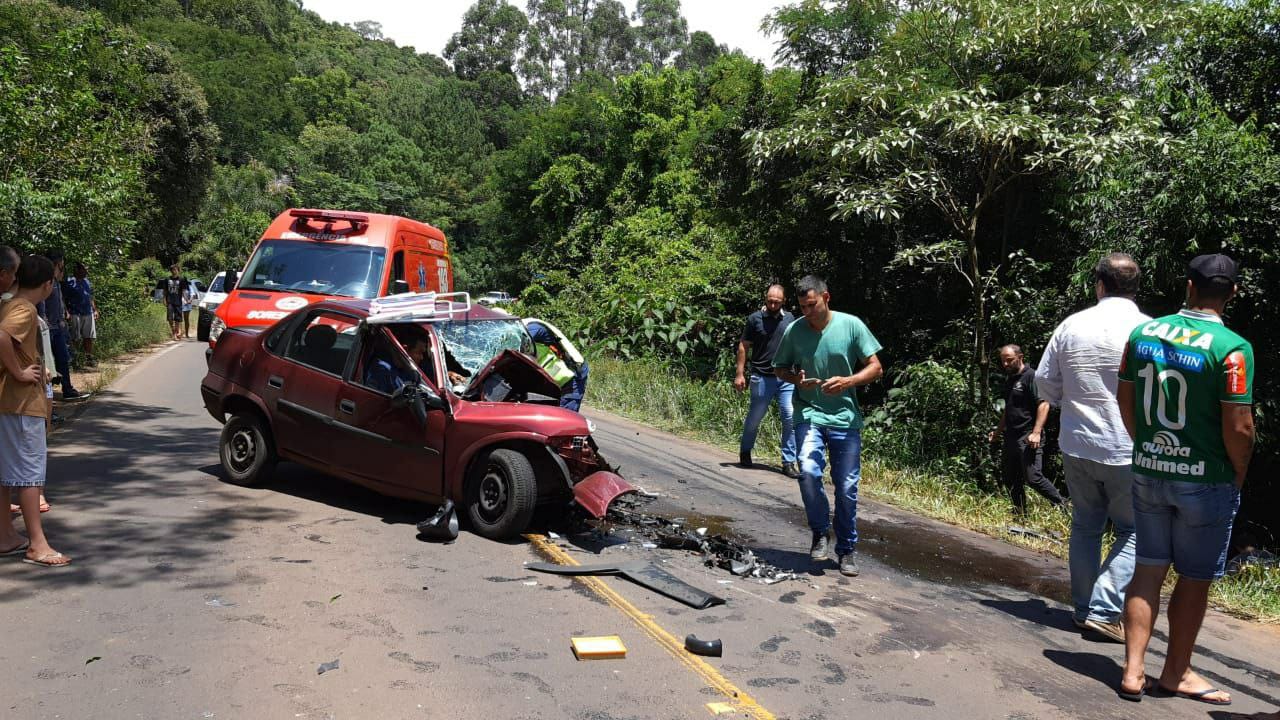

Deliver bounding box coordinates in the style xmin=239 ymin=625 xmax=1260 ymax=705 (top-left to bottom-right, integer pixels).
xmin=752 ymin=0 xmax=1183 ymax=412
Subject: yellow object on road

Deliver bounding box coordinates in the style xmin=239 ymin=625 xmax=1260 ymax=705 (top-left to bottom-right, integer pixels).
xmin=570 ymin=635 xmax=627 ymax=660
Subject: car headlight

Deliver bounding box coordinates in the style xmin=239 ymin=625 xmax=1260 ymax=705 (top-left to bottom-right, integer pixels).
xmin=204 ymin=301 xmax=221 ymax=312
xmin=209 ymin=315 xmax=226 ymax=342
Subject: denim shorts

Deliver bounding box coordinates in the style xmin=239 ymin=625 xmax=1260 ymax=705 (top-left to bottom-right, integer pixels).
xmin=0 ymin=414 xmax=47 ymax=488
xmin=1132 ymin=474 xmax=1240 ymax=581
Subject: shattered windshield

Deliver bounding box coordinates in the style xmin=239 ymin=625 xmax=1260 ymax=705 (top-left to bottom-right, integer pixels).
xmin=435 ymin=318 xmax=533 ymax=376
xmin=239 ymin=239 xmax=385 ymax=299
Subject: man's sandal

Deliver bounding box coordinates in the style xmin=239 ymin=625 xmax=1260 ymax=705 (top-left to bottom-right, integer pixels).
xmin=23 ymin=552 xmax=71 ymax=567
xmin=1155 ymin=685 xmax=1231 ymax=706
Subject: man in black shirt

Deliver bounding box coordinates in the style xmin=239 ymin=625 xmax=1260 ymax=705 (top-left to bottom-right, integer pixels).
xmin=155 ymin=265 xmax=190 ymax=341
xmin=734 ymin=284 xmax=798 ymax=476
xmin=991 ymin=343 xmax=1066 ymax=513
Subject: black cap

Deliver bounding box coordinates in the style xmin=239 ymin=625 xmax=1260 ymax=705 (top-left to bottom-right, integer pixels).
xmin=1188 ymin=254 xmax=1237 ymax=284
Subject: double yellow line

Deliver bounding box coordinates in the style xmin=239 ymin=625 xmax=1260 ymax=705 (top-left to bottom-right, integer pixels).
xmin=524 ymin=533 xmax=776 ymax=720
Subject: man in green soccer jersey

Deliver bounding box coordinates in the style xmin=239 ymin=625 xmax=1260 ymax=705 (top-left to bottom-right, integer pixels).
xmin=1115 ymin=254 xmax=1254 ymax=706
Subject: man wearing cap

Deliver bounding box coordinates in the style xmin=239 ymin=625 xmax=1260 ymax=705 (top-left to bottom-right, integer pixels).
xmin=1116 ymin=254 xmax=1254 ymax=706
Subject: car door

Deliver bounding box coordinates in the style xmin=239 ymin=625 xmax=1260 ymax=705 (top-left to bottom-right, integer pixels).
xmin=332 ymin=325 xmax=447 ymax=499
xmin=266 ymin=308 xmax=360 ymax=467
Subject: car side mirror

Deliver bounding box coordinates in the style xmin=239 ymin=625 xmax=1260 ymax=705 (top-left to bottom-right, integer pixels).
xmin=390 ymin=279 xmax=410 ymax=294
xmin=225 ymin=269 xmax=238 ymax=291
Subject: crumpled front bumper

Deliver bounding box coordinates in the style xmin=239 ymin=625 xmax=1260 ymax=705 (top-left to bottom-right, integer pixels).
xmin=571 ymin=470 xmax=636 ymax=519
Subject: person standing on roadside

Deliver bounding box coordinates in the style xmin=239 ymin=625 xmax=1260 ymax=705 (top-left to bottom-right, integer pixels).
xmin=1116 ymin=254 xmax=1253 ymax=705
xmin=734 ymin=284 xmax=797 ymax=476
xmin=0 ymin=254 xmax=70 ymax=567
xmin=38 ymin=251 xmax=84 ymax=402
xmin=156 ymin=264 xmax=190 ymax=341
xmin=0 ymin=246 xmax=16 ymax=298
xmin=62 ymin=262 xmax=98 ymax=367
xmin=773 ymin=275 xmax=882 ymax=577
xmin=991 ymin=344 xmax=1067 ymax=513
xmin=1036 ymin=253 xmax=1149 ymax=644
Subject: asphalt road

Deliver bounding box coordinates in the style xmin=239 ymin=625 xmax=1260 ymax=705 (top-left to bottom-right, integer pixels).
xmin=1 ymin=341 xmax=1277 ymax=719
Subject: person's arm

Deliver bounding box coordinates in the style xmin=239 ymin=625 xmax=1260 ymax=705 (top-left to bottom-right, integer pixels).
xmin=1027 ymin=401 xmax=1050 ymax=448
xmin=734 ymin=340 xmax=750 ymax=392
xmin=820 ymin=353 xmax=882 ymax=395
xmin=1222 ymin=403 xmax=1255 ymax=489
xmin=1034 ymin=331 xmax=1063 ymax=406
xmin=1117 ymin=381 xmax=1136 ymax=441
xmin=0 ymin=330 xmax=39 ymax=384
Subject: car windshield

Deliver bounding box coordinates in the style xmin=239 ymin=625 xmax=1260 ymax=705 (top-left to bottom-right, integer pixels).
xmin=238 ymin=240 xmax=386 ymax=299
xmin=434 ymin=318 xmax=533 ymax=376
xmin=209 ymin=275 xmax=225 ymax=293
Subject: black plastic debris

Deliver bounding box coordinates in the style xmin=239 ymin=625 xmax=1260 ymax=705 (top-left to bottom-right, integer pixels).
xmin=317 ymin=659 xmax=340 ymax=675
xmin=527 ymin=561 xmax=726 ymax=609
xmin=601 ymin=499 xmax=799 ymax=585
xmin=417 ymin=500 xmax=459 ymax=542
xmin=684 ymin=635 xmax=723 ymax=657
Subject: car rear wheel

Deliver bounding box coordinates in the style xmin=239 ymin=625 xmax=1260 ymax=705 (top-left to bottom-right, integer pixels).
xmin=219 ymin=413 xmax=277 ymax=487
xmin=467 ymin=448 xmax=537 ymax=540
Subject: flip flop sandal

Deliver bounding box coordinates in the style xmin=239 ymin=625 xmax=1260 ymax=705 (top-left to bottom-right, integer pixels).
xmin=1117 ymin=680 xmax=1153 ymax=702
xmin=23 ymin=552 xmax=71 ymax=568
xmin=1156 ymin=685 xmax=1232 ymax=706
xmin=0 ymin=540 xmax=30 ymax=556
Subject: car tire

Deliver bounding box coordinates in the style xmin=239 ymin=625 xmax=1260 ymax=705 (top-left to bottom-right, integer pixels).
xmin=467 ymin=448 xmax=538 ymax=540
xmin=197 ymin=310 xmax=212 ymax=342
xmin=219 ymin=413 xmax=277 ymax=487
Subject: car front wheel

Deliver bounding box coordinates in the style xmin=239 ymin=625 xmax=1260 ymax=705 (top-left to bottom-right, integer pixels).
xmin=219 ymin=413 xmax=277 ymax=487
xmin=467 ymin=448 xmax=537 ymax=540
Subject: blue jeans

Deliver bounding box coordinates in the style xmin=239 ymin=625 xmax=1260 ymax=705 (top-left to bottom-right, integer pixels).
xmin=739 ymin=374 xmax=796 ymax=463
xmin=560 ymin=361 xmax=588 ymax=412
xmin=1132 ymin=475 xmax=1240 ymax=581
xmin=49 ymin=327 xmax=75 ymax=394
xmin=796 ymin=422 xmax=861 ymax=556
xmin=1063 ymin=455 xmax=1136 ymax=624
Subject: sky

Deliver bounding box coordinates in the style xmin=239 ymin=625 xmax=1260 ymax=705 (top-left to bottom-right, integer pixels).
xmin=298 ymin=0 xmax=784 ymax=66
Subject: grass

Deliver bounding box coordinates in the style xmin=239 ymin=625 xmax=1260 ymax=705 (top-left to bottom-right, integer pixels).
xmin=584 ymin=354 xmax=1280 ymax=624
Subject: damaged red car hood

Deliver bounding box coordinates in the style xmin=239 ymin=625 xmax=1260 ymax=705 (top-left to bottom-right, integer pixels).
xmin=464 ymin=349 xmax=563 ymax=401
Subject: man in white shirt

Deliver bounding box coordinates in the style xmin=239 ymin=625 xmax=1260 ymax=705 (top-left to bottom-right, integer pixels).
xmin=1036 ymin=252 xmax=1150 ymax=644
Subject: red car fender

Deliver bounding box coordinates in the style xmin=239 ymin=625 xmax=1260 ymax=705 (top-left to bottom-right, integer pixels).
xmin=449 ymin=431 xmax=553 ymax=499
xmin=213 ymin=382 xmax=272 ymax=427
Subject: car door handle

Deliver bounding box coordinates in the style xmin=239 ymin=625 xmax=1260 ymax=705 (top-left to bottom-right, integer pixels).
xmin=339 ymin=399 xmax=356 ymax=415
xmin=267 ymin=376 xmax=284 ymax=389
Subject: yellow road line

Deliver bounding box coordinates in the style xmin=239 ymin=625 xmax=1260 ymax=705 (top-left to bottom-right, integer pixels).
xmin=524 ymin=533 xmax=776 ymax=720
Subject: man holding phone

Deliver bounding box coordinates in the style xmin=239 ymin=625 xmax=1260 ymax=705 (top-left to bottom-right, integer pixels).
xmin=774 ymin=275 xmax=883 ymax=577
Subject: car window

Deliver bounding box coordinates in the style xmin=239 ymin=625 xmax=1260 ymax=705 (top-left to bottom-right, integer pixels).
xmin=435 ymin=319 xmax=532 ymax=376
xmin=354 ymin=328 xmax=436 ymax=395
xmin=209 ymin=275 xmax=225 ymax=293
xmin=239 ymin=239 xmax=386 ymax=299
xmin=282 ymin=310 xmax=360 ymax=376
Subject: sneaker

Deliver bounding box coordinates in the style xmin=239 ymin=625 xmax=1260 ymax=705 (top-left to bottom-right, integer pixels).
xmin=738 ymin=451 xmax=752 ymax=468
xmin=61 ymin=389 xmax=88 ymax=402
xmin=782 ymin=462 xmax=799 ymax=478
xmin=51 ymin=413 xmax=64 ymax=425
xmin=809 ymin=532 xmax=829 ymax=561
xmin=1082 ymin=618 xmax=1125 ymax=643
xmin=838 ymin=553 xmax=860 ymax=577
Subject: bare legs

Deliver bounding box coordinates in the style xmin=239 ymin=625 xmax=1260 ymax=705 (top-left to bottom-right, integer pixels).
xmin=1121 ymin=562 xmax=1230 ymax=704
xmin=0 ymin=485 xmax=66 ymax=564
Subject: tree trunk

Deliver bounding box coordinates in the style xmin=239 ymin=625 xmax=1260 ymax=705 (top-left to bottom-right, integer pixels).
xmin=967 ymin=214 xmax=988 ymax=420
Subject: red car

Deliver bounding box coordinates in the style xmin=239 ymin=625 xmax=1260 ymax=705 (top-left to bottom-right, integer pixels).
xmin=200 ymin=294 xmax=631 ymax=539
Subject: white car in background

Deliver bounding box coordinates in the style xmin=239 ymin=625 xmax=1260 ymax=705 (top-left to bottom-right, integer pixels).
xmin=196 ymin=272 xmax=229 ymax=341
xmin=477 ymin=290 xmax=515 ymax=306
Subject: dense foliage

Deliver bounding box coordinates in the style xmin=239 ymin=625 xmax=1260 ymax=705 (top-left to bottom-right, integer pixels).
xmin=3 ymin=0 xmax=1278 ymax=540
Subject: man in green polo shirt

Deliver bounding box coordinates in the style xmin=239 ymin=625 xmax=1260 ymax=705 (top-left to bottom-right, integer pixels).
xmin=774 ymin=275 xmax=883 ymax=577
xmin=1115 ymin=254 xmax=1254 ymax=706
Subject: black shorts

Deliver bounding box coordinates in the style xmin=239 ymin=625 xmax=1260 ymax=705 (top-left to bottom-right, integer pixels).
xmin=166 ymin=303 xmax=184 ymax=323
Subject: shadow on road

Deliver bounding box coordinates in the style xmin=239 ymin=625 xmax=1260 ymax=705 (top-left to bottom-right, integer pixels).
xmin=1042 ymin=648 xmax=1123 ymax=689
xmin=0 ymin=393 xmax=295 ymax=604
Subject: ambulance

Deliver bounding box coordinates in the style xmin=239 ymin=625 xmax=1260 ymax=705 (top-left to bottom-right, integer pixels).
xmin=209 ymin=208 xmax=453 ymax=344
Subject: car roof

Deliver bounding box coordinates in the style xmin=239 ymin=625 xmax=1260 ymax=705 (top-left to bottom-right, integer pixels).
xmin=319 ymin=297 xmax=516 ymax=322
